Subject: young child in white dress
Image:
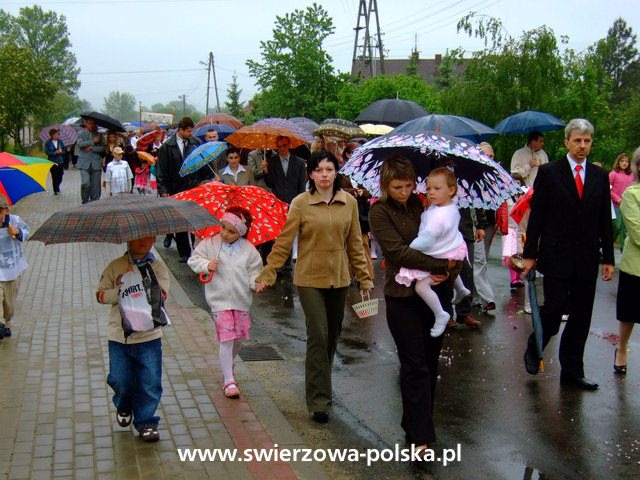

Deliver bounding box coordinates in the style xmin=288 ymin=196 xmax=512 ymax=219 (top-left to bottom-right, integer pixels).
xmin=104 ymin=147 xmax=133 ymax=195
xmin=395 ymin=167 xmax=469 ymax=337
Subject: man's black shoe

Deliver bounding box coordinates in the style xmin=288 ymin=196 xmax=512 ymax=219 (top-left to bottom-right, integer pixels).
xmin=179 ymin=256 xmax=189 ymax=263
xmin=2 ymin=326 xmax=11 ymax=337
xmin=524 ymin=345 xmax=539 ymax=375
xmin=163 ymin=236 xmax=172 ymax=248
xmin=560 ymin=374 xmax=599 ymax=390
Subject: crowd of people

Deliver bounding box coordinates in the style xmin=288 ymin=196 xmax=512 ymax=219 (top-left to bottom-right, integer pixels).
xmin=4 ymin=114 xmax=638 ymax=450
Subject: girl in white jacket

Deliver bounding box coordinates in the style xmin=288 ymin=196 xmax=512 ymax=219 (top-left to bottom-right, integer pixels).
xmin=188 ymin=207 xmax=263 ymax=398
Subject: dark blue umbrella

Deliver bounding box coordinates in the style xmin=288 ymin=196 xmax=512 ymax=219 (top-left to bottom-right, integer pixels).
xmin=288 ymin=117 xmax=319 ymax=135
xmin=355 ymin=99 xmax=428 ymax=127
xmin=192 ymin=124 xmax=237 ymax=141
xmin=526 ymin=269 xmax=544 ymax=372
xmin=495 ymin=110 xmax=565 ymax=134
xmin=392 ymin=114 xmax=497 ymax=143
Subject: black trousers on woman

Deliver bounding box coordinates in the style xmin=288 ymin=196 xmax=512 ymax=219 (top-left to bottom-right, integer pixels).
xmin=50 ymin=163 xmax=64 ymax=194
xmin=385 ymin=282 xmax=451 ymax=445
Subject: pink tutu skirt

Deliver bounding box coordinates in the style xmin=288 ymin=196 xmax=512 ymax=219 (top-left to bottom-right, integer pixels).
xmin=211 ymin=309 xmax=251 ymax=342
xmin=396 ymin=242 xmax=468 ymax=287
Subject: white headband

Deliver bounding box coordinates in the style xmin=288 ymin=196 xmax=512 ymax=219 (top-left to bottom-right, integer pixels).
xmin=221 ymin=212 xmax=248 ymax=236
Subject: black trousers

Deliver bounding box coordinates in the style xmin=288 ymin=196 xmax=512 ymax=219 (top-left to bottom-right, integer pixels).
xmin=175 ymin=232 xmax=193 ymax=259
xmin=385 ymin=283 xmax=451 ymax=445
xmin=50 ymin=164 xmax=64 ymax=193
xmin=528 ymin=273 xmax=597 ymax=377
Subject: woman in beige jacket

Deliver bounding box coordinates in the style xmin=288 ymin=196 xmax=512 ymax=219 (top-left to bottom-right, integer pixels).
xmin=256 ymin=151 xmax=373 ymax=423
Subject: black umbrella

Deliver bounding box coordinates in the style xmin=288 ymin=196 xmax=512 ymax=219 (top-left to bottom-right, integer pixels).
xmin=80 ymin=111 xmax=126 ymax=133
xmin=494 ymin=110 xmax=565 ymax=134
xmin=355 ymin=99 xmax=428 ymax=127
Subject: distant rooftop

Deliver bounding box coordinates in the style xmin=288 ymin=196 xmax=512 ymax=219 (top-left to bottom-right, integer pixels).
xmin=351 ymin=53 xmax=469 ymax=83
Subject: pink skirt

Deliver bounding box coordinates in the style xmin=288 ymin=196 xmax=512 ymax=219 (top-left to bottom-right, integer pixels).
xmin=211 ymin=310 xmax=251 ymax=342
xmin=396 ymin=242 xmax=468 ymax=286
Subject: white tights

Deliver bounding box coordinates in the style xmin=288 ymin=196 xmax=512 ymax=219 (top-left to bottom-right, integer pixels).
xmin=219 ymin=338 xmax=243 ymax=385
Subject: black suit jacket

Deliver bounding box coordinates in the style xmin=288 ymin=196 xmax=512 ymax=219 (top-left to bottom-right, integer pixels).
xmin=523 ymin=156 xmax=614 ymax=279
xmin=263 ymin=154 xmax=307 ymax=204
xmin=156 ymin=134 xmax=203 ymax=196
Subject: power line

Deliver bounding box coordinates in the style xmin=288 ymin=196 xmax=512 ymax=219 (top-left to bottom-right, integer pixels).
xmin=79 ymin=68 xmax=204 ymax=76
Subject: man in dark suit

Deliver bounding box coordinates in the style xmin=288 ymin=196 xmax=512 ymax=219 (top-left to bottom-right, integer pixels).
xmin=156 ymin=116 xmax=203 ymax=263
xmin=260 ymin=135 xmax=307 ymax=266
xmin=522 ymin=118 xmax=614 ymax=390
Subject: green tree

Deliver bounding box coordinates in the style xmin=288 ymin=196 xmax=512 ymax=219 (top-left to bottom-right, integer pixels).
xmin=0 ymin=5 xmax=80 ymax=93
xmin=34 ymin=92 xmax=91 ymax=127
xmin=0 ymin=42 xmax=56 ymax=150
xmin=406 ymin=51 xmax=419 ymax=76
xmin=246 ymin=3 xmax=343 ymax=119
xmin=594 ymin=18 xmax=638 ymax=92
xmin=103 ymin=91 xmax=136 ymax=123
xmin=224 ymin=73 xmax=245 ymax=118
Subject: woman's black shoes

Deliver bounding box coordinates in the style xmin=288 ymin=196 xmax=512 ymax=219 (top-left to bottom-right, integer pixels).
xmin=614 ymin=348 xmax=627 ymax=374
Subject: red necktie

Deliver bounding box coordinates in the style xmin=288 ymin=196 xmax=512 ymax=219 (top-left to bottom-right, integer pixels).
xmin=574 ymin=164 xmax=583 ymax=199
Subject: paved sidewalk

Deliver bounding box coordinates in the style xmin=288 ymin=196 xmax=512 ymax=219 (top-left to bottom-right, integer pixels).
xmin=0 ymin=170 xmax=324 ymax=479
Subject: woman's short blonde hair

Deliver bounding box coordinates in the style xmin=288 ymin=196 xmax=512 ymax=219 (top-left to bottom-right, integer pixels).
xmin=379 ymin=155 xmax=416 ymax=202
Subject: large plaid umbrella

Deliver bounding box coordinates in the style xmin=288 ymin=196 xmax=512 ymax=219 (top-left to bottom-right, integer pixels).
xmin=30 ymin=195 xmax=220 ymax=245
xmin=340 ymin=131 xmax=521 ymax=210
xmin=0 ymin=152 xmax=55 ymax=205
xmin=172 ymin=183 xmax=288 ymax=246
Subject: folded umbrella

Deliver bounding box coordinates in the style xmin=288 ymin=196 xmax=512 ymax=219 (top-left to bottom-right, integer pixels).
xmin=172 ymin=183 xmax=288 ymax=246
xmin=0 ymin=153 xmax=55 ymax=205
xmin=80 ymin=111 xmax=126 ymax=133
xmin=340 ymin=131 xmax=521 ymax=210
xmin=30 ymin=195 xmax=220 ymax=245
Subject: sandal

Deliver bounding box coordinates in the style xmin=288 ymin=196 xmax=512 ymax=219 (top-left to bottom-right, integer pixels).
xmin=139 ymin=426 xmax=160 ymax=442
xmin=116 ymin=411 xmax=132 ymax=427
xmin=223 ymin=381 xmax=240 ymax=398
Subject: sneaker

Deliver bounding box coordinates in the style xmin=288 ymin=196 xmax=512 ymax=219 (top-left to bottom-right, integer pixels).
xmin=116 ymin=411 xmax=132 ymax=427
xmin=139 ymin=427 xmax=160 ymax=442
xmin=2 ymin=326 xmax=11 ymax=337
xmin=313 ymin=411 xmax=329 ymax=423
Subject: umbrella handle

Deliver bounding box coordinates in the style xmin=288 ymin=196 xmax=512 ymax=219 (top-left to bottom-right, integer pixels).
xmin=199 ymin=272 xmax=214 ymax=283
xmin=539 ymin=360 xmax=545 ymax=373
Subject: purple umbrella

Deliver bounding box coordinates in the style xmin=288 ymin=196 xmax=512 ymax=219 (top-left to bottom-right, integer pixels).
xmin=253 ymin=118 xmax=315 ymax=144
xmin=39 ymin=124 xmax=78 ymax=145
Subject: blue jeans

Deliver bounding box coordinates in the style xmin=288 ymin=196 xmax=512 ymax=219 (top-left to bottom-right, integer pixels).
xmin=107 ymin=339 xmax=162 ymax=431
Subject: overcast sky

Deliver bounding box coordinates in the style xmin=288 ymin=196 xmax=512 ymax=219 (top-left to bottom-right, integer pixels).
xmin=2 ymin=0 xmax=639 ymax=115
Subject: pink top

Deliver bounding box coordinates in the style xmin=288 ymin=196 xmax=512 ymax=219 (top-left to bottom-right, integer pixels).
xmin=609 ymin=170 xmax=634 ymax=206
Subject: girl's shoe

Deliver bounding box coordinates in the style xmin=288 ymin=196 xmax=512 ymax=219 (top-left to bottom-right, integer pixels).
xmin=223 ymin=382 xmax=240 ymax=398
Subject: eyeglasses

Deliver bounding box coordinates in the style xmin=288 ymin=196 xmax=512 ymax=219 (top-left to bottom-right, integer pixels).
xmin=276 ymin=144 xmax=289 ymax=148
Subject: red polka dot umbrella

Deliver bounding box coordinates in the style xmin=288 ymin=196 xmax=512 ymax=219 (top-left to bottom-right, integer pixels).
xmin=172 ymin=182 xmax=288 ymax=246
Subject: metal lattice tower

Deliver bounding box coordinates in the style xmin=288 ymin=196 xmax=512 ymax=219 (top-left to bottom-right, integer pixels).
xmin=351 ymin=0 xmax=385 ymax=78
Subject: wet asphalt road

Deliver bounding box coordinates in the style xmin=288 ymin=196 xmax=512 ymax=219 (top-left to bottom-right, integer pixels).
xmin=161 ymin=241 xmax=639 ymax=480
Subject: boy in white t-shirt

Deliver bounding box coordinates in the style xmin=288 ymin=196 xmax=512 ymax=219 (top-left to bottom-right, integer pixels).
xmin=104 ymin=147 xmax=133 ymax=195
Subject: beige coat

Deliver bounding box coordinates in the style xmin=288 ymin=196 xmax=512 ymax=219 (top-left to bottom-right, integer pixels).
xmin=256 ymin=189 xmax=373 ymax=290
xmin=97 ymin=253 xmax=170 ymax=344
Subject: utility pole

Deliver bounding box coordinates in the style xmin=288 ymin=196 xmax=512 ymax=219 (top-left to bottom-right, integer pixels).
xmin=200 ymin=54 xmax=213 ymax=115
xmin=351 ymin=0 xmax=385 ymax=79
xmin=211 ymin=53 xmax=221 ymax=113
xmin=179 ymin=95 xmax=187 ymax=116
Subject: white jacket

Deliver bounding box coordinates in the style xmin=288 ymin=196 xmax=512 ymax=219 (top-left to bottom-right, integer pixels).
xmin=188 ymin=235 xmax=263 ymax=312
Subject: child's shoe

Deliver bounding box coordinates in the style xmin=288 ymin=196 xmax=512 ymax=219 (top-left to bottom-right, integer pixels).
xmin=452 ymin=287 xmax=471 ymax=305
xmin=430 ymin=312 xmax=451 ymax=337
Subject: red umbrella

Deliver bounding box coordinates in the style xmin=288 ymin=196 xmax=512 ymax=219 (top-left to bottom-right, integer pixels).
xmin=171 ymin=183 xmax=288 ymax=246
xmin=195 ymin=113 xmax=243 ymax=129
xmin=136 ymin=130 xmax=163 ymax=151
